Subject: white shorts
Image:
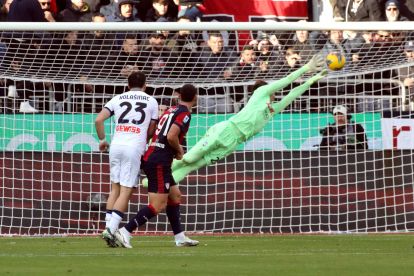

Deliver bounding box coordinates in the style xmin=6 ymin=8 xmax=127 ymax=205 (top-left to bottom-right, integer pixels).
xmin=109 ymin=144 xmax=143 ymax=188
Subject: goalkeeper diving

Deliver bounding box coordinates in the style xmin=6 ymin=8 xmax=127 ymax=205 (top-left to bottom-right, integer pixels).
xmin=143 ymin=54 xmax=327 ymax=186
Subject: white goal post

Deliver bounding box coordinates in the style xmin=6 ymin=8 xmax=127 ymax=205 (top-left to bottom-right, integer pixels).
xmin=1 ymin=21 xmax=414 ymax=235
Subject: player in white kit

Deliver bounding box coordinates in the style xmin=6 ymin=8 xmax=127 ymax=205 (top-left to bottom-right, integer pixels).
xmin=95 ymin=72 xmax=159 ymax=247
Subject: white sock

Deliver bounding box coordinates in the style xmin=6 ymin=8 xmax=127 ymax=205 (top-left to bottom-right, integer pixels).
xmin=105 ymin=213 xmax=112 ymax=228
xmin=174 ymin=231 xmax=185 ymax=241
xmin=108 ymin=212 xmax=123 ymax=233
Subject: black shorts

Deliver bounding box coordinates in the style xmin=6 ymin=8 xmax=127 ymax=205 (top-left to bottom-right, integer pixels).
xmin=143 ymin=163 xmax=177 ymax=194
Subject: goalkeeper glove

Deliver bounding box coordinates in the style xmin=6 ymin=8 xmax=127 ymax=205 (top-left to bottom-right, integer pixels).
xmin=306 ymin=54 xmax=325 ymax=73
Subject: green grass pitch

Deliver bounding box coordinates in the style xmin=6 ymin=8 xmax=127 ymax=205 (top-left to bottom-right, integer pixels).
xmin=0 ymin=234 xmax=413 ymax=275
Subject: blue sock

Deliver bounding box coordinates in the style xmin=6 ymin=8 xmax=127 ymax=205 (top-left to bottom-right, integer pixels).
xmin=166 ymin=203 xmax=182 ymax=235
xmin=124 ymin=205 xmax=157 ymax=233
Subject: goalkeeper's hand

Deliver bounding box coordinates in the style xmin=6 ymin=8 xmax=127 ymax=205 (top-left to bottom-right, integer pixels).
xmin=306 ymin=54 xmax=325 ymax=73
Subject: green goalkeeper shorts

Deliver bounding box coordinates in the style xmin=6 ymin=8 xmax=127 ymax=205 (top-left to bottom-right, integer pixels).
xmin=194 ymin=121 xmax=245 ymax=165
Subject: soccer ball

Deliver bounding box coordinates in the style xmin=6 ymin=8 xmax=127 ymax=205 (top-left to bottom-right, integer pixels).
xmin=326 ymin=53 xmax=346 ymax=70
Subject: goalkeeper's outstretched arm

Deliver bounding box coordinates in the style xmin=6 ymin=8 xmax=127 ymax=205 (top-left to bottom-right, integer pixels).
xmin=272 ymin=70 xmax=328 ymax=113
xmin=260 ymin=54 xmax=325 ymax=98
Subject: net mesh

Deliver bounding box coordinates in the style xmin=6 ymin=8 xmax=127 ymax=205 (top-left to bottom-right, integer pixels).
xmin=1 ymin=24 xmax=414 ymax=235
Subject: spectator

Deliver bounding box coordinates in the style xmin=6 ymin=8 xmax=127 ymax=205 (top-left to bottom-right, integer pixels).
xmin=167 ymin=16 xmax=200 ymax=75
xmin=173 ymin=0 xmax=204 ymax=21
xmin=319 ymin=30 xmax=352 ymax=67
xmin=224 ymin=45 xmax=267 ymax=80
xmin=223 ymin=45 xmax=269 ymax=105
xmin=355 ymin=30 xmax=401 ymax=83
xmin=0 ymin=0 xmax=13 ymax=21
xmin=359 ymin=30 xmax=402 ymax=62
xmin=38 ymin=0 xmax=56 ymax=22
xmin=330 ymin=0 xmax=344 ymax=21
xmin=398 ymin=41 xmax=414 ymax=102
xmin=319 ymin=104 xmax=368 ymax=150
xmin=78 ymin=13 xmax=124 ymax=96
xmin=337 ymin=0 xmax=383 ymax=22
xmin=281 ymin=46 xmax=302 ymax=70
xmin=255 ymin=35 xmax=280 ymax=69
xmin=7 ymin=0 xmax=47 ymax=21
xmin=145 ymin=0 xmax=176 ymax=22
xmin=99 ymin=0 xmax=118 ymax=18
xmin=110 ymin=34 xmax=140 ymax=77
xmin=196 ymin=31 xmax=233 ymax=79
xmin=82 ymin=13 xmax=116 ymax=75
xmin=347 ymin=30 xmax=372 ymax=63
xmin=57 ymin=0 xmax=92 ymax=22
xmin=384 ymin=0 xmax=408 ymax=22
xmin=139 ymin=31 xmax=176 ymax=78
xmin=290 ymin=23 xmax=316 ymax=64
xmin=106 ymin=0 xmax=140 ymax=21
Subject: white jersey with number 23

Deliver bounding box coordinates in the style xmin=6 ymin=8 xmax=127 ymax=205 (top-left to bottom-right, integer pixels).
xmin=103 ymin=89 xmax=158 ymax=187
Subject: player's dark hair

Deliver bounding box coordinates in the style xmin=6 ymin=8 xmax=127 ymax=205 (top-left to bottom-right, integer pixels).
xmin=128 ymin=71 xmax=146 ymax=88
xmin=180 ymin=84 xmax=197 ymax=102
xmin=251 ymin=80 xmax=268 ymax=92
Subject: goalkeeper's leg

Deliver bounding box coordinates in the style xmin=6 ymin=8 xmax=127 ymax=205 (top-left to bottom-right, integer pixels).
xmin=143 ymin=158 xmax=210 ymax=187
xmin=172 ymin=158 xmax=208 ymax=183
xmin=181 ymin=121 xmax=227 ymax=164
xmin=173 ymin=142 xmax=238 ymax=183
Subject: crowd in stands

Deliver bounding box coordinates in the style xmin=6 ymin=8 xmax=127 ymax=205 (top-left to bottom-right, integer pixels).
xmin=0 ymin=0 xmax=413 ymax=113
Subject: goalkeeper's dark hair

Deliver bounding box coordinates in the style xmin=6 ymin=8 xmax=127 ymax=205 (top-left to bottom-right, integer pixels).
xmin=251 ymin=80 xmax=268 ymax=92
xmin=180 ymin=84 xmax=198 ymax=102
xmin=128 ymin=71 xmax=146 ymax=88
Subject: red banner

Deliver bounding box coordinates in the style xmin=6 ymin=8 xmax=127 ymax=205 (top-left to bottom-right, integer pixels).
xmin=203 ymin=0 xmax=308 ymax=21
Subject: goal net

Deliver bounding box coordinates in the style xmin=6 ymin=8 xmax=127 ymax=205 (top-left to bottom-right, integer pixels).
xmin=1 ymin=22 xmax=414 ymax=235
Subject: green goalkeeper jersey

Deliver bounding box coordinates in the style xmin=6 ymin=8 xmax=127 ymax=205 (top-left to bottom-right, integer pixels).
xmin=229 ymin=65 xmax=309 ymax=140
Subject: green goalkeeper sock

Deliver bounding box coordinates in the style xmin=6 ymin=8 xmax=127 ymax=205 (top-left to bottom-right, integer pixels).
xmin=142 ymin=177 xmax=148 ymax=188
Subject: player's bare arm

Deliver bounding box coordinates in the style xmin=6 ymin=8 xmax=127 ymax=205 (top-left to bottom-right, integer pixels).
xmin=95 ymin=108 xmax=111 ymax=152
xmin=167 ymin=124 xmax=184 ymax=160
xmin=147 ymin=120 xmax=158 ymax=142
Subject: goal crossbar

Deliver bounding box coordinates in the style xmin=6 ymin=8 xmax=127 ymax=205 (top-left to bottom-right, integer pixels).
xmin=0 ymin=21 xmax=413 ymax=32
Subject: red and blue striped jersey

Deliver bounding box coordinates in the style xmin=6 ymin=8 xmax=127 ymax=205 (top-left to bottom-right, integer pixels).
xmin=143 ymin=105 xmax=191 ymax=165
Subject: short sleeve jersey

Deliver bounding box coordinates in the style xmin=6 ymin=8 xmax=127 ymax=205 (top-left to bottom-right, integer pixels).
xmin=104 ymin=89 xmax=158 ymax=153
xmin=143 ymin=105 xmax=191 ymax=165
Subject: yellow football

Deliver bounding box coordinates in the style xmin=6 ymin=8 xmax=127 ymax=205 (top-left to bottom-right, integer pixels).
xmin=326 ymin=53 xmax=346 ymax=70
